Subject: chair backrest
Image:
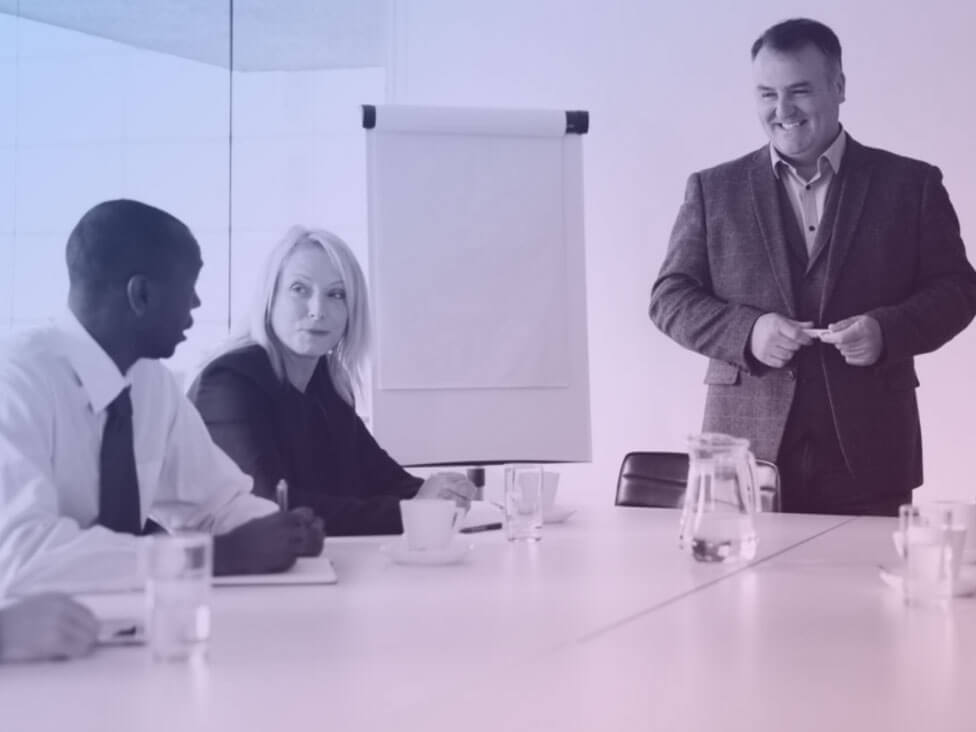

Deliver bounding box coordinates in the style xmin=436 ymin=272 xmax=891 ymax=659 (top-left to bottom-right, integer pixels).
xmin=614 ymin=451 xmax=781 ymax=512
xmin=754 ymin=460 xmax=781 ymax=512
xmin=615 ymin=452 xmax=689 ymax=508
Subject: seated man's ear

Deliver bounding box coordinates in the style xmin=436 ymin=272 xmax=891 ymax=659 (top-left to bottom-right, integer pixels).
xmin=125 ymin=274 xmax=151 ymax=316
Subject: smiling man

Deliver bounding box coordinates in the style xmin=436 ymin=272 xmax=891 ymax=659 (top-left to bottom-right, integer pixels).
xmin=0 ymin=200 xmax=323 ymax=596
xmin=649 ymin=18 xmax=976 ymax=515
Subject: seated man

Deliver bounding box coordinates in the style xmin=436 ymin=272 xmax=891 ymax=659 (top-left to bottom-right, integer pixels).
xmin=0 ymin=594 xmax=97 ymax=663
xmin=0 ymin=199 xmax=323 ymax=596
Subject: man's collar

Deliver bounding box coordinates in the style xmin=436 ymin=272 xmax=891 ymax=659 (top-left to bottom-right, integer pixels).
xmin=771 ymin=126 xmax=847 ymax=179
xmin=57 ymin=310 xmax=130 ymax=413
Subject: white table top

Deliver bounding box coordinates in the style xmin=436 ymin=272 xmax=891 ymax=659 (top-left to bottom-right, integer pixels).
xmin=4 ymin=507 xmax=967 ymax=731
xmin=427 ymin=516 xmax=976 ymax=732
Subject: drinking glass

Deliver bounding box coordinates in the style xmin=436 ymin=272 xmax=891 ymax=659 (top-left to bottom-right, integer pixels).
xmin=145 ymin=532 xmax=213 ymax=661
xmin=504 ymin=464 xmax=544 ymax=542
xmin=897 ymin=504 xmax=967 ymax=607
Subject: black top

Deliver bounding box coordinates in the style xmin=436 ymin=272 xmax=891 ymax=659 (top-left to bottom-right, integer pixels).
xmin=187 ymin=345 xmax=422 ymax=535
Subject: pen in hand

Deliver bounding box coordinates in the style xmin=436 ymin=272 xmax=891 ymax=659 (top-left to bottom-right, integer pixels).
xmin=276 ymin=479 xmax=289 ymax=512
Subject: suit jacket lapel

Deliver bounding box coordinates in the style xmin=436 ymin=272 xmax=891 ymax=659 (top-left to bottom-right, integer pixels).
xmin=820 ymin=137 xmax=873 ymax=319
xmin=749 ymin=149 xmax=797 ymax=318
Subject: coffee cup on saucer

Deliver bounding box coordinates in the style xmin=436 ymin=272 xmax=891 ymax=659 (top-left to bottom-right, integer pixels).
xmin=894 ymin=503 xmax=969 ymax=607
xmin=540 ymin=471 xmax=576 ymax=524
xmin=946 ymin=499 xmax=976 ymax=562
xmin=541 ymin=471 xmax=559 ymax=513
xmin=895 ymin=500 xmax=976 ymax=562
xmin=399 ymin=499 xmax=465 ymax=552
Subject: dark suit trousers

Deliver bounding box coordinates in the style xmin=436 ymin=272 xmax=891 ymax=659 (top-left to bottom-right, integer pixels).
xmin=778 ymin=435 xmax=910 ymax=516
xmin=778 ymin=345 xmax=911 ymax=517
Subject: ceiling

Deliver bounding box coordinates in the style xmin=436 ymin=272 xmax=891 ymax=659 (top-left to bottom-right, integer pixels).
xmin=1 ymin=0 xmax=387 ymax=71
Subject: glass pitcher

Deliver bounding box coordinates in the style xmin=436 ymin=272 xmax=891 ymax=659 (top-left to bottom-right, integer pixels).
xmin=679 ymin=433 xmax=758 ymax=562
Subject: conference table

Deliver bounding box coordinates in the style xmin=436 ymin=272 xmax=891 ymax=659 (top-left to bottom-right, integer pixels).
xmin=2 ymin=506 xmax=974 ymax=731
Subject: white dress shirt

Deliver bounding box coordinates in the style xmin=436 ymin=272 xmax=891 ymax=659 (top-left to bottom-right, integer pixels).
xmin=0 ymin=312 xmax=276 ymax=596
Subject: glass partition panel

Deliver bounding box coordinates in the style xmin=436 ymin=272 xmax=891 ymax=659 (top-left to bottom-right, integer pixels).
xmin=3 ymin=1 xmax=232 ymax=380
xmin=228 ymin=1 xmax=387 ymax=409
xmin=1 ymin=4 xmax=18 ymax=330
xmin=2 ymin=1 xmax=390 ymax=389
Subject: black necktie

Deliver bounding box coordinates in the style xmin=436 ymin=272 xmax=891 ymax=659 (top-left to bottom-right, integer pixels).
xmin=97 ymin=387 xmax=142 ymax=534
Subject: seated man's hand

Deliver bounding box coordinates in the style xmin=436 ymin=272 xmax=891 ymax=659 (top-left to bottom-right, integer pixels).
xmin=820 ymin=315 xmax=883 ymax=366
xmin=416 ymin=472 xmax=477 ymax=510
xmin=749 ymin=313 xmax=815 ymax=368
xmin=289 ymin=507 xmax=325 ymax=557
xmin=213 ymin=512 xmax=311 ymax=575
xmin=0 ymin=594 xmax=98 ymax=663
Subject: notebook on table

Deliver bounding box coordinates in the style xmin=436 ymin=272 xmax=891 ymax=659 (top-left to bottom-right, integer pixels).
xmin=213 ymin=555 xmax=338 ymax=586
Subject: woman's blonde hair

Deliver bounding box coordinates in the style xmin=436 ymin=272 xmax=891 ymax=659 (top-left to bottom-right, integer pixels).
xmin=202 ymin=226 xmax=370 ymax=405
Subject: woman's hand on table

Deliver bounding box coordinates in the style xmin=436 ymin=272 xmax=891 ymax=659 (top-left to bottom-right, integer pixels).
xmin=416 ymin=472 xmax=478 ymax=510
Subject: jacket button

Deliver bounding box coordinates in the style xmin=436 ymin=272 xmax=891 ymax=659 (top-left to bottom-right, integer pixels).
xmin=786 ymin=369 xmax=796 ymax=380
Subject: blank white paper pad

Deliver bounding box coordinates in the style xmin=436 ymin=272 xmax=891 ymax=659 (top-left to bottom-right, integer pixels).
xmin=213 ymin=555 xmax=338 ymax=586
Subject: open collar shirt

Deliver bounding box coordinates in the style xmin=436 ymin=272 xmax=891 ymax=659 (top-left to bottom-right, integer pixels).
xmin=770 ymin=127 xmax=847 ymax=255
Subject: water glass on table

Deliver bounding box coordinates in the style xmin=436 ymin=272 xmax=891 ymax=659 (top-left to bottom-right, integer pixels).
xmin=897 ymin=503 xmax=967 ymax=607
xmin=504 ymin=464 xmax=544 ymax=542
xmin=144 ymin=532 xmax=213 ymax=661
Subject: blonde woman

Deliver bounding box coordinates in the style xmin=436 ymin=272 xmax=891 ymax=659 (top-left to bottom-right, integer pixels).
xmin=188 ymin=227 xmax=475 ymax=535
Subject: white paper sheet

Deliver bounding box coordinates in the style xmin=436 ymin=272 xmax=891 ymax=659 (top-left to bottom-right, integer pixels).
xmin=370 ymin=120 xmax=571 ymax=390
xmin=212 ymin=555 xmax=338 ymax=586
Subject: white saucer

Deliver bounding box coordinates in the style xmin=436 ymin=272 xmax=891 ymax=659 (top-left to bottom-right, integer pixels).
xmin=380 ymin=540 xmax=473 ymax=566
xmin=879 ymin=564 xmax=976 ymax=597
xmin=543 ymin=505 xmax=576 ymax=524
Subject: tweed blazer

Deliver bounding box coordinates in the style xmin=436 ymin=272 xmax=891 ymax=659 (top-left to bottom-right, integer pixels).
xmin=649 ymin=136 xmax=976 ymax=490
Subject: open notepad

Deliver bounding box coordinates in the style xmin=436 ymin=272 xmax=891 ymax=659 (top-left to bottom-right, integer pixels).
xmin=213 ymin=555 xmax=338 ymax=586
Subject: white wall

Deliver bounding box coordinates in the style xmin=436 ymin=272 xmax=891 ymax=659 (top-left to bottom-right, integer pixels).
xmin=0 ymin=13 xmax=14 ymax=329
xmin=391 ymin=0 xmax=976 ymax=505
xmin=4 ymin=3 xmax=975 ymax=508
xmin=228 ymin=67 xmax=384 ymax=326
xmin=0 ymin=14 xmax=231 ymax=371
xmin=0 ymin=12 xmax=384 ymax=382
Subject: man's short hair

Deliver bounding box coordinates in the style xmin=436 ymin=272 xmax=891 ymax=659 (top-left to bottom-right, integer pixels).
xmin=65 ymin=199 xmax=200 ymax=291
xmin=751 ymin=18 xmax=842 ymax=73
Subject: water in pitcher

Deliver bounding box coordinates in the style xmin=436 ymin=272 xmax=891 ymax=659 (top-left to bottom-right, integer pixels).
xmin=690 ymin=513 xmax=758 ymax=562
xmin=680 ymin=434 xmax=759 ymax=563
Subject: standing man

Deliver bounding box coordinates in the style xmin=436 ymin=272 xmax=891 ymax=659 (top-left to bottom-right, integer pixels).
xmin=0 ymin=199 xmax=323 ymax=596
xmin=649 ymin=19 xmax=976 ymax=515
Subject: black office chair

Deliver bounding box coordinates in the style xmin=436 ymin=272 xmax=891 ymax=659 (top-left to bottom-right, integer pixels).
xmin=614 ymin=451 xmax=781 ymax=511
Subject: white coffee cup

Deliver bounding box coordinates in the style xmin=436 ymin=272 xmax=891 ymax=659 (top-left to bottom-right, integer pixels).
xmin=896 ymin=503 xmax=968 ymax=606
xmin=895 ymin=501 xmax=975 ymax=561
xmin=541 ymin=471 xmax=560 ymax=512
xmin=933 ymin=499 xmax=976 ymax=562
xmin=399 ymin=499 xmax=464 ymax=552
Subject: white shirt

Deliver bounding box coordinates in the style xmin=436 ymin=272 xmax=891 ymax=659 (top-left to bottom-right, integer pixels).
xmin=771 ymin=128 xmax=847 ymax=255
xmin=0 ymin=312 xmax=276 ymax=596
